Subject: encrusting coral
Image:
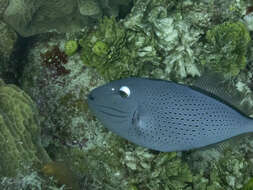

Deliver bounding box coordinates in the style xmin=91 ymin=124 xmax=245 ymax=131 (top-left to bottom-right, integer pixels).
xmin=0 ymin=79 xmax=51 ymax=177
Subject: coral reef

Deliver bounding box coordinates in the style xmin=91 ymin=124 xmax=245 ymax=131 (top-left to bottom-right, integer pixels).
xmin=80 ymin=16 xmax=160 ymax=81
xmin=186 ymin=133 xmax=253 ymax=190
xmin=67 ymin=139 xmax=193 ymax=190
xmin=0 ymin=79 xmax=51 ymax=177
xmin=15 ymin=0 xmax=253 ymax=189
xmin=203 ymin=21 xmax=251 ymax=76
xmin=122 ymin=0 xmax=205 ymax=80
xmin=20 ymin=34 xmax=194 ymax=189
xmin=21 ymin=37 xmax=106 ymax=152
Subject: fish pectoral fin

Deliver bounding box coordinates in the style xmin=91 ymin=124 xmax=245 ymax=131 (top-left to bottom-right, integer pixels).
xmin=131 ymin=109 xmax=148 ymax=136
xmin=132 ymin=109 xmax=140 ymax=128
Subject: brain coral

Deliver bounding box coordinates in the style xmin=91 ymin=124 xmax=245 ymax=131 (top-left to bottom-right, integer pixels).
xmin=0 ymin=79 xmax=51 ymax=177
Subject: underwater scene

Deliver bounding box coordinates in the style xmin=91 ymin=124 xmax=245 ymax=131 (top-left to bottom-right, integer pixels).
xmin=2 ymin=0 xmax=253 ymax=189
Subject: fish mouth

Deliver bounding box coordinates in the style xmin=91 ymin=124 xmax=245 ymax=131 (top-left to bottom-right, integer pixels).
xmin=95 ymin=104 xmax=129 ymax=119
xmin=88 ymin=100 xmax=129 ymax=121
xmin=87 ymin=93 xmax=95 ymax=101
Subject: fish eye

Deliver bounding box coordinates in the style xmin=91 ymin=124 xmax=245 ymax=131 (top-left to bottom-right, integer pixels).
xmin=119 ymin=86 xmax=131 ymax=98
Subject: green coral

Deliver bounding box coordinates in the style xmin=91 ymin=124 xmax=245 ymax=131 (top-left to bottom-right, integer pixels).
xmin=79 ymin=17 xmax=159 ymax=81
xmin=203 ymin=21 xmax=251 ymax=76
xmin=92 ymin=41 xmax=109 ymax=56
xmin=0 ymin=79 xmax=51 ymax=177
xmin=64 ymin=40 xmax=78 ymax=56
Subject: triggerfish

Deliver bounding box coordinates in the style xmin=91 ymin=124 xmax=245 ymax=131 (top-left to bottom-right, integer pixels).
xmin=87 ymin=77 xmax=253 ymax=152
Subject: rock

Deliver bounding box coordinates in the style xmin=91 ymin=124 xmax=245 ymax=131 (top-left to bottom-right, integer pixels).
xmin=0 ymin=20 xmax=18 ymax=83
xmin=0 ymin=21 xmax=17 ymax=58
xmin=4 ymin=0 xmax=78 ymax=37
xmin=0 ymin=0 xmax=9 ymax=18
xmin=3 ymin=0 xmax=133 ymax=37
xmin=79 ymin=0 xmax=101 ymax=17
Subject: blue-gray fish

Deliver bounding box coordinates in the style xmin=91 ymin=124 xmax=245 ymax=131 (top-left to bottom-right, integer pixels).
xmin=87 ymin=78 xmax=253 ymax=152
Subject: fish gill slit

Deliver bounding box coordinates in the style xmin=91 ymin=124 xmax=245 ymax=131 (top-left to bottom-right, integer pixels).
xmin=99 ymin=110 xmax=127 ymax=119
xmin=97 ymin=104 xmax=128 ymax=114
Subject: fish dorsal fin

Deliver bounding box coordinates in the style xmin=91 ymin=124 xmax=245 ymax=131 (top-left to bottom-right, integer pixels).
xmin=191 ymin=73 xmax=248 ymax=116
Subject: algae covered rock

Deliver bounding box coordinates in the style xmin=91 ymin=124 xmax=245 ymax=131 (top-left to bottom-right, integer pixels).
xmin=123 ymin=0 xmax=204 ymax=80
xmin=122 ymin=0 xmax=250 ymax=80
xmin=68 ymin=140 xmax=193 ymax=190
xmin=202 ymin=21 xmax=251 ymax=76
xmin=0 ymin=79 xmax=51 ymax=177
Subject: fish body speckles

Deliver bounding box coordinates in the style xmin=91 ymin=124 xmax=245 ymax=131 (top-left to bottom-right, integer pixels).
xmin=87 ymin=78 xmax=253 ymax=152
